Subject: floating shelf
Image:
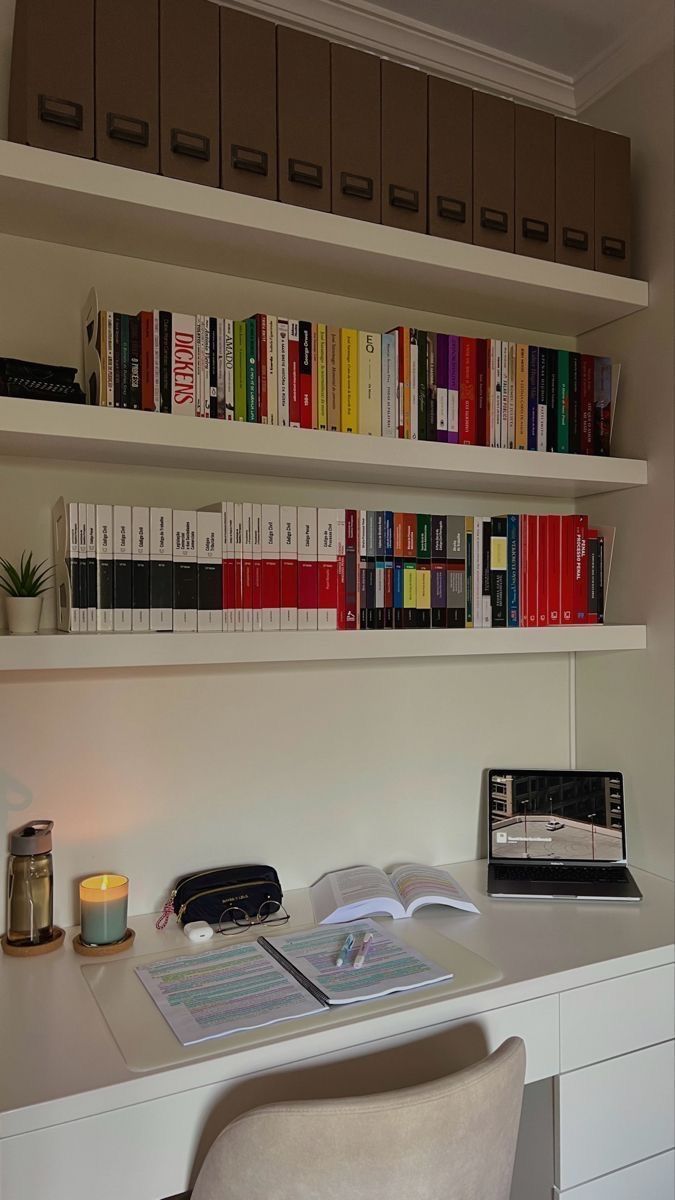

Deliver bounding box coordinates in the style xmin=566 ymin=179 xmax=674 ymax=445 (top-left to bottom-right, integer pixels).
xmin=0 ymin=397 xmax=648 ymax=499
xmin=0 ymin=141 xmax=648 ymax=336
xmin=0 ymin=626 xmax=647 ymax=672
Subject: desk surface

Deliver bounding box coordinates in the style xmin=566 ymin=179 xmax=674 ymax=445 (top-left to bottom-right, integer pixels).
xmin=1 ymin=859 xmax=673 ymax=1139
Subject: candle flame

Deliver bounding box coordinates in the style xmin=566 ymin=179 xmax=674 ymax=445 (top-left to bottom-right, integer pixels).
xmin=101 ymin=875 xmax=109 ymax=890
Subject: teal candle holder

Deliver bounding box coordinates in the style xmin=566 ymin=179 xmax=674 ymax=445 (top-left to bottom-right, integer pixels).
xmin=79 ymin=874 xmax=129 ymax=946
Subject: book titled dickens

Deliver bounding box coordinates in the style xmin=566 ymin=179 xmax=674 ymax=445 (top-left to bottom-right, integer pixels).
xmin=311 ymin=863 xmax=480 ymax=925
xmin=171 ymin=314 xmax=196 ymax=416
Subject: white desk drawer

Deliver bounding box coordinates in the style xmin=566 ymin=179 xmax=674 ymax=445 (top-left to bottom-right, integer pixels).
xmin=560 ymin=963 xmax=674 ymax=1071
xmin=556 ymin=1040 xmax=675 ymax=1191
xmin=555 ymin=1149 xmax=675 ymax=1199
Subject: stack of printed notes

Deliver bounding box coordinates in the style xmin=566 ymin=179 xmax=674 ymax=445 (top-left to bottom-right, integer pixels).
xmin=136 ymin=919 xmax=453 ymax=1046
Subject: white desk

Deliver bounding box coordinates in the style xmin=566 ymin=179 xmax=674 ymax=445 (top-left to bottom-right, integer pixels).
xmin=1 ymin=860 xmax=673 ymax=1200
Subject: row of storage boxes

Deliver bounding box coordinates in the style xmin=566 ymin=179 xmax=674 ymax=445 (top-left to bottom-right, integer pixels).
xmin=9 ymin=0 xmax=631 ymax=275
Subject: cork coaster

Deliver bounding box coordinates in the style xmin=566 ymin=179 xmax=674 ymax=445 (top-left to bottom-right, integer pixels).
xmin=2 ymin=927 xmax=65 ymax=957
xmin=72 ymin=928 xmax=135 ymax=957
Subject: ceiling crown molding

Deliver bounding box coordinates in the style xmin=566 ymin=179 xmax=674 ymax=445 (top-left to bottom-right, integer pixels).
xmin=574 ymin=2 xmax=674 ymax=113
xmin=217 ymin=0 xmax=576 ymax=115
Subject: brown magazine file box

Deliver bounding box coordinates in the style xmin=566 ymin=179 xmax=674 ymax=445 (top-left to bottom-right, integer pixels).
xmin=277 ymin=26 xmax=331 ymax=212
xmin=330 ymin=43 xmax=381 ymax=223
xmin=594 ymin=129 xmax=631 ymax=276
xmin=428 ymin=76 xmax=473 ymax=243
xmin=221 ymin=7 xmax=277 ymax=201
xmin=381 ymin=60 xmax=427 ymax=235
xmin=9 ymin=0 xmax=94 ymax=158
xmin=473 ymin=91 xmax=514 ymax=252
xmin=515 ymin=103 xmax=554 ymax=261
xmin=555 ymin=117 xmax=594 ymax=269
xmin=159 ymin=0 xmax=220 ymax=187
xmin=95 ymin=0 xmax=159 ymax=173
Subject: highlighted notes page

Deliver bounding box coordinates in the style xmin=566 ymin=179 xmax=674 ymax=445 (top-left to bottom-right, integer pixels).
xmin=135 ymin=942 xmax=324 ymax=1046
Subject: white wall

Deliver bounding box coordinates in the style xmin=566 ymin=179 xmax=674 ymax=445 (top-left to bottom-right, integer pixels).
xmin=575 ymin=46 xmax=675 ymax=880
xmin=0 ymin=232 xmax=574 ymax=926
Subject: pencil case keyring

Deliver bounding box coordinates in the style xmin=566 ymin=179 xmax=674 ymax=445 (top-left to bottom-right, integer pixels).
xmin=156 ymin=864 xmax=283 ymax=929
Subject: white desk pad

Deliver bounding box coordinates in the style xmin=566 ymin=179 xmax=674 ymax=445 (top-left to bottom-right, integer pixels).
xmin=83 ymin=918 xmax=501 ymax=1073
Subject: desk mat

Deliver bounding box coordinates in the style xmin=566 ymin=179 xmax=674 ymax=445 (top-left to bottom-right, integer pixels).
xmin=82 ymin=918 xmax=502 ymax=1073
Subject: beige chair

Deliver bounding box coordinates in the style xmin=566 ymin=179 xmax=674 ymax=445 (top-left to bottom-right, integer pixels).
xmin=191 ymin=1036 xmax=526 ymax=1200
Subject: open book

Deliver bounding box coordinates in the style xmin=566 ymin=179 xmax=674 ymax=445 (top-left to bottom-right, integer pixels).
xmin=310 ymin=863 xmax=480 ymax=925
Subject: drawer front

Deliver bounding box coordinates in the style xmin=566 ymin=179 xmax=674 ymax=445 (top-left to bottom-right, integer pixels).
xmin=560 ymin=963 xmax=675 ymax=1071
xmin=557 ymin=1041 xmax=675 ymax=1190
xmin=555 ymin=1148 xmax=674 ymax=1199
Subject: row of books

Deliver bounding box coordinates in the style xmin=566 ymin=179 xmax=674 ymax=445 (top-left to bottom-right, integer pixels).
xmin=86 ymin=300 xmax=615 ymax=457
xmin=53 ymin=498 xmax=610 ymax=635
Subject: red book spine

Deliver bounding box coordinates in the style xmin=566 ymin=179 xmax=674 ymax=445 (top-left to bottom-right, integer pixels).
xmin=547 ymin=514 xmax=561 ymax=625
xmin=345 ymin=509 xmax=358 ymax=630
xmin=258 ymin=315 xmax=268 ymax=424
xmin=537 ymin=516 xmax=548 ymax=626
xmin=574 ymin=515 xmax=588 ymax=623
xmin=140 ymin=311 xmax=155 ymax=411
xmin=337 ymin=512 xmax=346 ymax=630
xmin=459 ymin=337 xmax=477 ymax=445
xmin=560 ymin=515 xmax=575 ymax=624
xmin=526 ymin=515 xmax=538 ymax=628
xmin=580 ymin=356 xmax=594 ymax=455
xmin=476 ymin=338 xmax=488 ymax=446
xmin=519 ymin=514 xmax=527 ymax=626
xmin=289 ymin=321 xmax=300 ymax=428
xmin=297 ymin=507 xmax=318 ymax=629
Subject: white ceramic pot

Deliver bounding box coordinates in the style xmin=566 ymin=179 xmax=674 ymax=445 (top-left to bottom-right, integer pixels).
xmin=5 ymin=595 xmax=43 ymax=635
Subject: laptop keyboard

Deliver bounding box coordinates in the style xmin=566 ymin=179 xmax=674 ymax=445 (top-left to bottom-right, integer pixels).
xmin=493 ymin=863 xmax=625 ymax=884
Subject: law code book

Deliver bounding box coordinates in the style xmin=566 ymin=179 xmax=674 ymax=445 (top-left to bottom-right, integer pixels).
xmin=311 ymin=864 xmax=479 ymax=924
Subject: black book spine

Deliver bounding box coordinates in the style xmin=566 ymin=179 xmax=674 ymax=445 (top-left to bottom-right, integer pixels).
xmin=597 ymin=536 xmax=605 ymax=624
xmin=416 ymin=514 xmax=431 ymax=629
xmin=482 ymin=518 xmax=492 ymax=626
xmin=547 ymin=349 xmax=558 ymax=452
xmin=366 ymin=509 xmax=377 ymax=630
xmin=113 ymin=313 xmax=122 ymax=408
xmin=375 ymin=510 xmax=385 ymax=630
xmin=569 ymin=351 xmax=581 ymax=455
xmin=427 ymin=333 xmax=437 ymax=443
xmin=159 ymin=311 xmax=172 ymax=413
xmin=431 ymin=513 xmax=447 ymax=628
xmin=209 ymin=317 xmax=218 ymax=419
xmin=417 ymin=331 xmax=428 ymax=441
xmin=490 ymin=516 xmax=507 ymax=627
xmin=384 ymin=511 xmax=394 ymax=630
xmin=129 ymin=315 xmax=141 ymax=410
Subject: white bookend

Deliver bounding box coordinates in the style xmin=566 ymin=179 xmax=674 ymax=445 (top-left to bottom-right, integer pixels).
xmin=113 ymin=505 xmax=132 ymax=633
xmin=131 ymin=506 xmax=150 ymax=633
xmin=53 ymin=497 xmax=79 ymax=633
xmin=171 ymin=314 xmax=196 ymax=416
xmin=95 ymin=504 xmax=113 ymax=633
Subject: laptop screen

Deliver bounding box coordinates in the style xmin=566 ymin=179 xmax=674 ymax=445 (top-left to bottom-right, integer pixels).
xmin=488 ymin=770 xmax=627 ymax=863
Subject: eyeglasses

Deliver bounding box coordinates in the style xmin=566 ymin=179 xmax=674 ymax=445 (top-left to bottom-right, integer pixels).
xmin=216 ymin=900 xmax=290 ymax=935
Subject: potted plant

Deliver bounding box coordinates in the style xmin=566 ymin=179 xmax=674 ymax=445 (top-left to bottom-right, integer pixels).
xmin=0 ymin=552 xmax=54 ymax=635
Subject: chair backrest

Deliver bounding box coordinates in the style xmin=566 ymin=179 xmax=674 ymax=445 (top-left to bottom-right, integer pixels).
xmin=191 ymin=1036 xmax=526 ymax=1200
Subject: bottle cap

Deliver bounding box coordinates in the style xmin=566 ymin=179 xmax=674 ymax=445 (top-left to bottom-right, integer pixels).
xmin=9 ymin=821 xmax=54 ymax=856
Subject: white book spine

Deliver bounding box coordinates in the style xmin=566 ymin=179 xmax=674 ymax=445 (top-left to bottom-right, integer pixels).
xmin=77 ymin=502 xmax=88 ymax=630
xmin=131 ymin=506 xmax=150 ymax=633
xmin=289 ymin=319 xmax=300 ymax=428
xmin=381 ymin=332 xmax=397 ymax=437
xmin=203 ymin=315 xmax=211 ymax=419
xmin=234 ymin=503 xmax=243 ymax=632
xmin=171 ymin=313 xmax=196 ymax=416
xmin=86 ymin=502 xmax=97 ymax=631
xmin=224 ymin=319 xmax=235 ymax=420
xmin=409 ymin=336 xmax=418 ymax=440
xmin=113 ymin=505 xmax=132 ymax=632
xmin=197 ymin=510 xmax=223 ymax=632
xmin=437 ymin=335 xmax=449 ymax=439
xmin=152 ymin=311 xmax=161 ymax=411
xmin=95 ymin=503 xmax=113 ymax=633
xmin=172 ymin=510 xmax=197 ymax=632
xmin=280 ymin=505 xmax=297 ymax=630
xmin=489 ymin=340 xmax=497 ymax=448
xmin=317 ymin=507 xmax=337 ymax=630
xmin=277 ymin=319 xmax=290 ymax=426
xmin=252 ymin=503 xmax=262 ymax=633
xmin=150 ymin=507 xmax=173 ymax=632
xmin=261 ymin=503 xmax=280 ymax=632
xmin=298 ymin=506 xmax=317 ymax=630
xmin=267 ymin=314 xmax=278 ymax=426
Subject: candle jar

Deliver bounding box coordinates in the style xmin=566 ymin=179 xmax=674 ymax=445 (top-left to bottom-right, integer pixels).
xmin=79 ymin=875 xmax=129 ymax=946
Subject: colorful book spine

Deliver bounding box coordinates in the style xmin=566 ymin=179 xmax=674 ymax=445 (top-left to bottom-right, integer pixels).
xmin=277 ymin=319 xmax=290 ymax=426
xmin=527 ymin=346 xmax=538 ymax=451
xmin=557 ymin=350 xmax=570 ymax=453
xmin=506 ymin=514 xmax=519 ymax=627
xmin=359 ymin=331 xmax=381 ymax=436
xmin=288 ymin=319 xmax=300 ymax=427
xmin=568 ymin=351 xmax=581 ymax=453
xmin=436 ymin=333 xmax=449 ymax=443
xmin=547 ymin=514 xmax=562 ymax=625
xmin=384 ymin=510 xmax=394 ymax=629
xmin=299 ymin=320 xmax=312 ymax=429
xmin=234 ymin=320 xmax=247 ymax=422
xmin=245 ymin=318 xmax=257 ymax=423
xmin=537 ymin=347 xmax=547 ymax=452
xmin=340 ymin=328 xmax=358 ymax=433
xmin=344 ymin=509 xmax=358 ymax=630
xmin=465 ymin=517 xmax=473 ymax=629
xmin=382 ymin=332 xmax=397 ymax=437
xmin=447 ymin=334 xmax=460 ymax=445
xmin=403 ymin=513 xmax=417 ymax=629
xmin=266 ymin=315 xmax=278 ymax=426
xmin=447 ymin=516 xmax=466 ymax=628
xmin=416 ymin=514 xmax=431 ymax=629
xmin=336 ymin=510 xmax=346 ymax=630
xmin=594 ymin=356 xmax=612 ymax=456
xmin=409 ymin=330 xmax=419 ymax=441
xmin=489 ymin=516 xmax=507 ymax=628
xmin=327 ymin=326 xmax=341 ymax=432
xmin=170 ymin=314 xmax=196 ymax=416
xmin=316 ymin=323 xmax=327 ymax=430
xmin=459 ymin=337 xmax=477 ymax=445
xmin=426 ymin=333 xmax=437 ymax=442
xmin=536 ymin=514 xmax=548 ymax=626
xmin=417 ymin=331 xmax=428 ymax=442
xmin=375 ymin=510 xmax=385 ymax=629
xmin=476 ymin=339 xmax=488 ymax=447
xmin=515 ymin=344 xmax=528 ymax=450
xmin=234 ymin=503 xmax=243 ymax=632
xmin=430 ymin=514 xmax=447 ymax=628
xmin=318 ymin=508 xmax=338 ymax=630
xmin=260 ymin=504 xmax=280 ymax=631
xmin=580 ymin=354 xmax=594 ymax=454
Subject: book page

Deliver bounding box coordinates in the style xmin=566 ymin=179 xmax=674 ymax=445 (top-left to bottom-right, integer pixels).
xmin=310 ymin=865 xmax=403 ymax=924
xmin=135 ymin=941 xmax=324 ymax=1046
xmin=261 ymin=919 xmax=453 ymax=1005
xmin=389 ymin=864 xmax=480 ymax=915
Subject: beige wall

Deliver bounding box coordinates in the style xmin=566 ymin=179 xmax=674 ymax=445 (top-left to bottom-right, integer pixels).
xmin=575 ymin=46 xmax=675 ymax=879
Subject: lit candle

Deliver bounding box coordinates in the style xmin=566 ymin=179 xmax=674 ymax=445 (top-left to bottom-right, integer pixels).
xmin=79 ymin=874 xmax=129 ymax=946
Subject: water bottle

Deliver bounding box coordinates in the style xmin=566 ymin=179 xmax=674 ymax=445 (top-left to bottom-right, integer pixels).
xmin=6 ymin=821 xmax=54 ymax=946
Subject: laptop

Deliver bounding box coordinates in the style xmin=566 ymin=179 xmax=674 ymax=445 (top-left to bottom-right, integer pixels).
xmin=487 ymin=769 xmax=642 ymax=901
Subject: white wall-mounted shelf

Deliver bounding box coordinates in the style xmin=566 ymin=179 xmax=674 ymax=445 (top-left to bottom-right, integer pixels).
xmin=0 ymin=397 xmax=647 ymax=499
xmin=0 ymin=141 xmax=648 ymax=336
xmin=0 ymin=626 xmax=647 ymax=672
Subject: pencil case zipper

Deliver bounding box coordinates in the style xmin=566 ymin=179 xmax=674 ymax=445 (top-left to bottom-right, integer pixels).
xmin=176 ymin=879 xmax=273 ymax=922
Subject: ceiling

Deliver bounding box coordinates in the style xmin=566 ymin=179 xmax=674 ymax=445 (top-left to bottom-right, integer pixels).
xmin=346 ymin=0 xmax=668 ymax=78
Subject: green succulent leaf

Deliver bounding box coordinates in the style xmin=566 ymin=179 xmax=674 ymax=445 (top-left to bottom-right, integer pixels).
xmin=0 ymin=553 xmax=54 ymax=597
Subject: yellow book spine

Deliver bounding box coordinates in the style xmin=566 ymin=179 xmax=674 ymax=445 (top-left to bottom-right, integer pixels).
xmin=358 ymin=331 xmax=382 ymax=436
xmin=403 ymin=562 xmax=417 ymax=611
xmin=340 ymin=328 xmax=358 ymax=433
xmin=515 ymin=343 xmax=528 ymax=450
xmin=317 ymin=323 xmax=327 ymax=430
